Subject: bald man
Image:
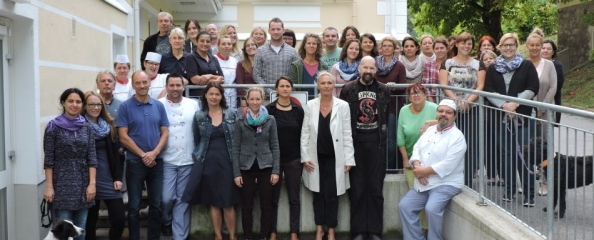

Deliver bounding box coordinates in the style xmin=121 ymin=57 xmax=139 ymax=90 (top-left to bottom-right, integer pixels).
xmin=339 ymin=56 xmax=391 ymax=240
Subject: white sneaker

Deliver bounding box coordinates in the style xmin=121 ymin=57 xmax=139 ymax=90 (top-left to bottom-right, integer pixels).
xmin=139 ymin=206 xmax=149 ymax=217
xmin=122 ymin=191 xmax=129 ymax=204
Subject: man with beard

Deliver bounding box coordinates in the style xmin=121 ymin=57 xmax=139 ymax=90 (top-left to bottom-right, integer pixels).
xmin=398 ymin=99 xmax=467 ymax=240
xmin=339 ymin=56 xmax=390 ymax=240
xmin=158 ymin=73 xmax=199 ymax=238
xmin=141 ymin=12 xmax=173 ymax=69
xmin=117 ymin=70 xmax=169 ymax=240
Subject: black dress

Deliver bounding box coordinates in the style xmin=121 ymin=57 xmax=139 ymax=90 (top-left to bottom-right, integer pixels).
xmin=192 ymin=124 xmax=240 ymax=207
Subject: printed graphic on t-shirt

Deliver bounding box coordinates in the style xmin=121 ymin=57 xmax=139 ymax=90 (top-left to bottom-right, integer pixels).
xmin=357 ymin=90 xmax=378 ymax=130
xmin=156 ymin=36 xmax=172 ymax=56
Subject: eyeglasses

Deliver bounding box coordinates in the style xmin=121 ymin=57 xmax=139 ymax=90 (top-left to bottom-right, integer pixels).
xmin=145 ymin=61 xmax=159 ymax=67
xmin=409 ymin=92 xmax=423 ymax=97
xmin=87 ymin=103 xmax=103 ymax=109
xmin=502 ymin=44 xmax=517 ymax=49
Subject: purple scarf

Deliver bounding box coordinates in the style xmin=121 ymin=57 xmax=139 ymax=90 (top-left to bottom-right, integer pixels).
xmin=47 ymin=114 xmax=85 ymax=132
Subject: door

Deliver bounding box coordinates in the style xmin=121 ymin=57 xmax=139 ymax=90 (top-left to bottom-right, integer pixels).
xmin=0 ymin=26 xmax=14 ymax=240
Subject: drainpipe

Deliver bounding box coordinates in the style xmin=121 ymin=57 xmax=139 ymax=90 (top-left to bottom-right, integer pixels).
xmin=133 ymin=0 xmax=141 ymax=71
xmin=390 ymin=0 xmax=396 ymax=36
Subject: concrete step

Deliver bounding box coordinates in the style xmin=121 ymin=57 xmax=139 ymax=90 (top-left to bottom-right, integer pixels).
xmin=96 ymin=191 xmax=149 ymax=228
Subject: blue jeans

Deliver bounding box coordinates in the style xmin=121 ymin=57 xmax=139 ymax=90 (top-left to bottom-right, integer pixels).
xmin=161 ymin=162 xmax=192 ymax=240
xmin=54 ymin=208 xmax=89 ymax=240
xmin=398 ymin=185 xmax=461 ymax=240
xmin=126 ymin=158 xmax=164 ymax=240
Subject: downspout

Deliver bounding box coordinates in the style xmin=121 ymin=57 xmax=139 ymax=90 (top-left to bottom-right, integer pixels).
xmin=390 ymin=0 xmax=396 ymax=36
xmin=134 ymin=0 xmax=141 ymax=71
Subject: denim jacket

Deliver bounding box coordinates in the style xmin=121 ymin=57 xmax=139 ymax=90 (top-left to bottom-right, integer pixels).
xmin=192 ymin=108 xmax=236 ymax=163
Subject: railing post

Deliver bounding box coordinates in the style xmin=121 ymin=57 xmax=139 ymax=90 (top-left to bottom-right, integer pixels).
xmin=546 ymin=109 xmax=555 ymax=240
xmin=477 ymin=96 xmax=487 ymax=206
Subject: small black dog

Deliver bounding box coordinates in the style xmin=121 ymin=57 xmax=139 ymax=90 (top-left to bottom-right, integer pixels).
xmin=524 ymin=138 xmax=594 ymax=218
xmin=43 ymin=219 xmax=84 ymax=240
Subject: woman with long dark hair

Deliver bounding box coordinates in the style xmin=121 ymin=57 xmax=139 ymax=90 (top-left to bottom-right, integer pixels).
xmin=330 ymin=39 xmax=362 ymax=96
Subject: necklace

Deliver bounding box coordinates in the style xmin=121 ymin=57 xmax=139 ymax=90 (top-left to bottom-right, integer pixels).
xmin=277 ymin=101 xmax=291 ymax=108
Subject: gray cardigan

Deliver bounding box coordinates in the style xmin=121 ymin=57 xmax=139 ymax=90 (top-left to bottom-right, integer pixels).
xmin=232 ymin=112 xmax=280 ymax=177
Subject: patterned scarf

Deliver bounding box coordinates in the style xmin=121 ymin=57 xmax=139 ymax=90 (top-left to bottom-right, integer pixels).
xmin=399 ymin=55 xmax=423 ymax=80
xmin=85 ymin=115 xmax=110 ymax=140
xmin=376 ymin=55 xmax=398 ymax=76
xmin=337 ymin=59 xmax=360 ymax=81
xmin=494 ymin=54 xmax=524 ymax=74
xmin=246 ymin=105 xmax=269 ymax=127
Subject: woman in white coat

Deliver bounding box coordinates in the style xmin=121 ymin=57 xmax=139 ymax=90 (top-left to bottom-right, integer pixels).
xmin=301 ymin=71 xmax=355 ymax=240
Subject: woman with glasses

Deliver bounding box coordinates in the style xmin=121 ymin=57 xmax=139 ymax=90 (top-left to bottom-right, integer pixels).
xmin=439 ymin=32 xmax=485 ymax=188
xmin=397 ymin=83 xmax=438 ymax=232
xmin=83 ymin=91 xmax=125 ymax=240
xmin=484 ymin=32 xmax=539 ymax=206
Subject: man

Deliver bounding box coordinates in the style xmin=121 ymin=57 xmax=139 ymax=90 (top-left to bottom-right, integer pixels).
xmin=253 ymin=17 xmax=300 ymax=95
xmin=205 ymin=23 xmax=219 ymax=55
xmin=398 ymin=99 xmax=467 ymax=240
xmin=143 ymin=52 xmax=169 ymax=98
xmin=113 ymin=54 xmax=132 ymax=102
xmin=158 ymin=73 xmax=199 ymax=239
xmin=339 ymin=56 xmax=390 ymax=240
xmin=320 ymin=27 xmax=341 ymax=70
xmin=140 ymin=12 xmax=173 ymax=69
xmin=117 ymin=71 xmax=169 ymax=240
xmin=95 ymin=70 xmax=121 ymax=118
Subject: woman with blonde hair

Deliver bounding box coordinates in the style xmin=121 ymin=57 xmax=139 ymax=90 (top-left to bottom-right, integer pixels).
xmin=251 ymin=27 xmax=268 ymax=47
xmin=159 ymin=27 xmax=190 ymax=77
xmin=219 ymin=25 xmax=242 ymax=61
xmin=83 ymin=91 xmax=125 ymax=240
xmin=301 ymin=72 xmax=355 ymax=240
xmin=288 ymin=33 xmax=327 ymax=98
xmin=419 ymin=34 xmax=435 ymax=64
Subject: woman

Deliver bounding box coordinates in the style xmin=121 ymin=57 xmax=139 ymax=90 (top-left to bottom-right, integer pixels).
xmin=374 ymin=36 xmax=407 ymax=170
xmin=113 ymin=56 xmax=132 ymax=102
xmin=215 ymin=35 xmax=238 ymax=110
xmin=236 ymin=37 xmax=258 ymax=107
xmin=44 ymin=88 xmax=97 ymax=240
xmin=330 ymin=39 xmax=362 ymax=96
xmin=360 ymin=33 xmax=378 ymax=58
xmin=422 ymin=36 xmax=449 ymax=102
xmin=338 ymin=26 xmax=360 ymax=48
xmin=397 ymin=83 xmax=438 ymax=231
xmin=476 ymin=35 xmax=498 ymax=59
xmin=184 ymin=31 xmax=224 ymax=98
xmin=301 ymin=72 xmax=355 ymax=240
xmin=159 ymin=27 xmax=190 ymax=78
xmin=233 ymin=87 xmax=280 ymax=240
xmin=184 ymin=19 xmax=201 ymax=54
xmin=439 ymin=32 xmax=485 ymax=188
xmin=484 ymin=32 xmax=540 ymax=206
xmin=481 ymin=50 xmax=497 ymax=69
xmin=541 ymin=39 xmax=564 ymax=124
xmin=288 ymin=33 xmax=327 ymax=98
xmin=399 ymin=36 xmax=423 ymax=83
xmin=83 ymin=91 xmax=125 ymax=240
xmin=183 ymin=83 xmax=240 ymax=240
xmin=251 ymin=27 xmax=268 ymax=47
xmin=283 ymin=29 xmax=297 ymax=48
xmin=219 ymin=25 xmax=242 ymax=61
xmin=266 ymin=77 xmax=304 ymax=240
xmin=526 ymin=28 xmax=557 ymax=138
xmin=419 ymin=34 xmax=435 ymax=65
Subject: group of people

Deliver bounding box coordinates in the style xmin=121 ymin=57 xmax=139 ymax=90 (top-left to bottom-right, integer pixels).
xmin=42 ymin=12 xmax=564 ymax=240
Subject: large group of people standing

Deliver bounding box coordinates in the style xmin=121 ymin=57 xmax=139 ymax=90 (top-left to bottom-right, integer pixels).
xmin=42 ymin=11 xmax=564 ymax=240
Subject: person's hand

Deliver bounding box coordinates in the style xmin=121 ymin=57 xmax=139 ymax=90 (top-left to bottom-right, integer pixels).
xmin=403 ymin=160 xmax=412 ymax=170
xmin=86 ymin=184 xmax=96 ymax=202
xmin=142 ymin=151 xmax=157 ymax=167
xmin=118 ymin=147 xmax=125 ymax=155
xmin=413 ymin=166 xmax=429 ymax=178
xmin=304 ymin=161 xmax=316 ymax=172
xmin=113 ymin=181 xmax=123 ymax=191
xmin=418 ymin=176 xmax=429 ymax=186
xmin=44 ymin=187 xmax=54 ymax=202
xmin=270 ymin=174 xmax=279 ymax=185
xmin=344 ymin=166 xmax=351 ymax=173
xmin=234 ymin=177 xmax=243 ymax=188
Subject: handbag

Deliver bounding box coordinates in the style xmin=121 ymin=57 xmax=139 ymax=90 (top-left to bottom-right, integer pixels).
xmin=40 ymin=199 xmax=53 ymax=228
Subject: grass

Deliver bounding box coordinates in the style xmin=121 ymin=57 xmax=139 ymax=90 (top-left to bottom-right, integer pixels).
xmin=562 ymin=60 xmax=594 ymax=111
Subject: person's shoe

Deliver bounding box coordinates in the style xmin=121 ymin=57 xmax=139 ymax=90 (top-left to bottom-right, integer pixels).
xmin=161 ymin=223 xmax=172 ymax=236
xmin=523 ymin=198 xmax=535 ymax=207
xmin=518 ymin=187 xmax=523 ymax=194
xmin=369 ymin=234 xmax=382 ymax=240
xmin=139 ymin=206 xmax=149 ymax=217
xmin=352 ymin=234 xmax=366 ymax=240
xmin=502 ymin=194 xmax=515 ymax=202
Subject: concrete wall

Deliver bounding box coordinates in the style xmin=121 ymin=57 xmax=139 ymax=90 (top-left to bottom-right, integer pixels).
xmin=558 ymin=1 xmax=594 ymax=71
xmin=189 ymin=175 xmax=542 ymax=239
